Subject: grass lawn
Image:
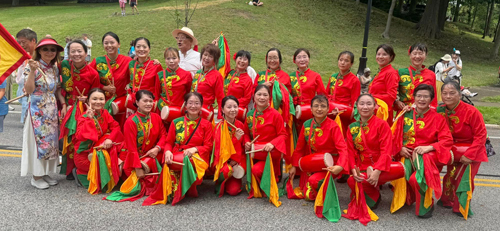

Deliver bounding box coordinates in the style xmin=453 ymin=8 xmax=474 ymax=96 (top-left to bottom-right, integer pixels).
xmin=477 ymin=106 xmax=500 ymax=125
xmin=1 ymin=0 xmax=500 ymax=87
xmin=480 ymin=95 xmax=500 ymax=103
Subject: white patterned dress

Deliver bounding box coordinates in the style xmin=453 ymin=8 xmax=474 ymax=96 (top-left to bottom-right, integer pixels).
xmin=21 ymin=60 xmax=60 ymax=176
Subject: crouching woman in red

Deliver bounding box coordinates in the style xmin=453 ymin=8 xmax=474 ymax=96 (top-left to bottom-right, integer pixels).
xmin=244 ymin=85 xmax=287 ymax=207
xmin=438 ymin=81 xmax=488 ymax=220
xmin=343 ymin=94 xmax=392 ymax=225
xmin=213 ymin=96 xmax=249 ymax=197
xmin=289 ymin=94 xmax=349 ymax=201
xmin=73 ymin=88 xmax=123 ymax=194
xmin=104 ymin=90 xmax=167 ymax=202
xmin=391 ymin=84 xmax=453 ymax=218
xmin=164 ymin=92 xmax=213 ymax=205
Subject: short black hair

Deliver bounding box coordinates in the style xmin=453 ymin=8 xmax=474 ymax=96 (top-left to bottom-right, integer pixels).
xmin=184 ymin=92 xmax=204 ymax=105
xmin=68 ymin=40 xmax=88 ymax=54
xmin=441 ymin=80 xmax=461 ymax=94
xmin=311 ymin=94 xmax=329 ymax=107
xmin=254 ymin=84 xmax=271 ymax=95
xmin=220 ymin=96 xmax=239 ymax=117
xmin=134 ymin=37 xmax=151 ymax=49
xmin=413 ymin=84 xmax=435 ymax=100
xmin=266 ymin=48 xmax=282 ymax=65
xmin=86 ymin=88 xmax=106 ymax=103
xmin=234 ymin=50 xmax=251 ymax=66
xmin=409 ymin=43 xmax=428 ymax=55
xmin=16 ymin=28 xmax=37 ymax=43
xmin=102 ymin=32 xmax=120 ymax=44
xmin=356 ymin=93 xmax=376 ymax=106
xmin=376 ymin=44 xmax=395 ymax=62
xmin=338 ymin=51 xmax=354 ymax=64
xmin=293 ymin=48 xmax=310 ymax=61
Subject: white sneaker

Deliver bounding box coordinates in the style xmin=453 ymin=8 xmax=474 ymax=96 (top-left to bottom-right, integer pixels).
xmin=42 ymin=175 xmax=58 ymax=186
xmin=31 ymin=177 xmax=49 ymax=189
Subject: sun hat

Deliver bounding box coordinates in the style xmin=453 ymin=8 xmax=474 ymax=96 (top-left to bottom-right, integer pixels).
xmin=441 ymin=54 xmax=452 ymax=61
xmin=172 ymin=27 xmax=198 ymax=45
xmin=364 ymin=67 xmax=371 ymax=73
xmin=35 ymin=38 xmax=64 ymax=52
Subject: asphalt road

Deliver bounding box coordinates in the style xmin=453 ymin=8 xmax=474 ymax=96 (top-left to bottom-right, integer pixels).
xmin=1 ymin=104 xmax=500 ymax=230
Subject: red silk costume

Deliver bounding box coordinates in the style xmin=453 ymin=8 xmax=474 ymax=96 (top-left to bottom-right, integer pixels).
xmin=90 ymin=55 xmax=132 ymax=126
xmin=326 ymin=71 xmax=361 ymax=134
xmin=438 ymin=102 xmax=488 ymax=213
xmin=255 ymin=69 xmax=292 ymax=98
xmin=225 ymin=70 xmax=253 ymax=109
xmin=73 ymin=109 xmax=123 ymax=189
xmin=289 ymin=68 xmax=326 ymax=106
xmin=244 ymin=107 xmax=287 ymax=184
xmin=157 ymin=67 xmax=192 ymax=108
xmin=392 ymin=108 xmax=453 ymax=216
xmin=397 ymin=66 xmax=438 ymax=108
xmin=292 ymin=117 xmax=349 ymax=200
xmin=368 ymin=64 xmax=399 ymax=124
xmin=346 ymin=116 xmax=392 ymax=207
xmin=128 ymin=59 xmax=163 ymax=103
xmin=213 ymin=119 xmax=249 ymax=196
xmin=191 ymin=68 xmax=225 ymax=119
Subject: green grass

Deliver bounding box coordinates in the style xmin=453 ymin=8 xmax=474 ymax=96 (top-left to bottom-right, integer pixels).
xmin=481 ymin=95 xmax=500 ymax=103
xmin=477 ymin=106 xmax=500 ymax=125
xmin=1 ymin=0 xmax=499 ymax=87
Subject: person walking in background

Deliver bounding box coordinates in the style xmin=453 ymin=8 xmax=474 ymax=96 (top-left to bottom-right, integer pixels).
xmin=447 ymin=50 xmax=462 ymax=83
xmin=435 ymin=54 xmax=453 ymax=102
xmin=82 ymin=34 xmax=92 ymax=62
xmin=63 ymin=37 xmax=71 ymax=60
xmin=119 ymin=0 xmax=127 ymax=16
xmin=0 ymin=79 xmax=7 ymax=132
xmin=130 ymin=0 xmax=139 ymax=15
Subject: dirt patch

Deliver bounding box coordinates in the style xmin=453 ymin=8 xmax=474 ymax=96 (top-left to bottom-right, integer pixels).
xmin=152 ymin=0 xmax=233 ymax=11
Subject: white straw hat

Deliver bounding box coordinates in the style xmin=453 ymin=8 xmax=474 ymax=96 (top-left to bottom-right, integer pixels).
xmin=172 ymin=27 xmax=198 ymax=45
xmin=441 ymin=54 xmax=452 ymax=61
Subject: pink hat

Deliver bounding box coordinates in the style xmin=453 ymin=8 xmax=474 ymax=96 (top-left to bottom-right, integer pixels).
xmin=36 ymin=38 xmax=64 ymax=52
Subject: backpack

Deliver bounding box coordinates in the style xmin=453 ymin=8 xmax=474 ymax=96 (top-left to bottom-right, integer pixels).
xmin=428 ymin=60 xmax=441 ymax=73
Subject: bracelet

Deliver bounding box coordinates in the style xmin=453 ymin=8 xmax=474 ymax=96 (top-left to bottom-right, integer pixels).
xmin=61 ymin=102 xmax=67 ymax=106
xmin=155 ymin=145 xmax=161 ymax=152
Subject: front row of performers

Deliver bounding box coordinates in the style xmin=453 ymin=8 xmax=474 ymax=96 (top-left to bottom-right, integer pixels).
xmin=71 ymin=81 xmax=486 ymax=224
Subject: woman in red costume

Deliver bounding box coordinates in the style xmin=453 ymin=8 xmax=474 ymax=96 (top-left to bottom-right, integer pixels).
xmin=164 ymin=92 xmax=213 ymax=204
xmin=290 ymin=48 xmax=326 ymax=117
xmin=394 ymin=43 xmax=437 ymax=111
xmin=346 ymin=94 xmax=392 ymax=210
xmin=368 ymin=44 xmax=399 ymax=125
xmin=157 ymin=47 xmax=192 ymax=113
xmin=289 ymin=94 xmax=348 ymax=201
xmin=326 ymin=51 xmax=361 ymax=134
xmin=89 ymin=32 xmax=132 ymax=126
xmin=244 ymin=85 xmax=287 ymax=199
xmin=126 ymin=37 xmax=163 ymax=115
xmin=190 ymin=44 xmax=224 ymax=121
xmin=105 ymin=90 xmax=167 ymax=202
xmin=59 ymin=40 xmax=101 ymax=179
xmin=212 ymin=96 xmax=248 ymax=196
xmin=73 ymin=88 xmax=123 ymax=194
xmin=438 ymin=81 xmax=488 ymax=219
xmin=225 ymin=50 xmax=254 ymax=110
xmin=392 ymin=84 xmax=453 ymax=218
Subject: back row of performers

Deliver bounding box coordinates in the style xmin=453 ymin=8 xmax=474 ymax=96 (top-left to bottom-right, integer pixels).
xmin=28 ymin=33 xmax=486 ymax=224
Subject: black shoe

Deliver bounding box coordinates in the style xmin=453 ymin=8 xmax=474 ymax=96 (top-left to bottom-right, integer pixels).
xmin=66 ymin=173 xmax=75 ymax=180
xmin=437 ymin=199 xmax=452 ymax=209
xmin=370 ymin=196 xmax=382 ymax=210
xmin=72 ymin=168 xmax=82 ymax=187
xmin=336 ymin=174 xmax=349 ymax=183
xmin=418 ymin=206 xmax=434 ymax=219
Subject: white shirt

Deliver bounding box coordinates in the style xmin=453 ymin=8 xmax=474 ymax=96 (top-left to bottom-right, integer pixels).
xmin=179 ymin=49 xmax=202 ymax=77
xmin=448 ymin=58 xmax=462 ymax=77
xmin=435 ymin=62 xmax=448 ymax=82
xmin=82 ymin=38 xmax=92 ymax=56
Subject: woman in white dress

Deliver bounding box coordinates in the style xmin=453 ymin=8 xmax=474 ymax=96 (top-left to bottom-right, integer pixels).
xmin=21 ymin=38 xmax=66 ymax=189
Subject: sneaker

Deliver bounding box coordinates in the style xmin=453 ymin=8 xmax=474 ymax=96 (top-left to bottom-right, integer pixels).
xmin=31 ymin=177 xmax=49 ymax=189
xmin=66 ymin=173 xmax=75 ymax=180
xmin=42 ymin=175 xmax=58 ymax=186
xmin=72 ymin=168 xmax=82 ymax=187
xmin=9 ymin=106 xmax=15 ymax=111
xmin=470 ymin=92 xmax=478 ymax=97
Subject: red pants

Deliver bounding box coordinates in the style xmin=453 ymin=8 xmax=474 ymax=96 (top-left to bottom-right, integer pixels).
xmin=441 ymin=162 xmax=481 ymax=213
xmin=347 ymin=176 xmax=380 ymax=208
xmin=251 ymin=156 xmax=281 ymax=184
xmin=74 ymin=151 xmax=90 ymax=175
xmin=216 ymin=164 xmax=243 ymax=196
xmin=299 ymin=171 xmax=328 ymax=201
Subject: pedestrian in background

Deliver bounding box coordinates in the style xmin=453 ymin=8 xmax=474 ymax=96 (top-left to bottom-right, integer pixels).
xmin=82 ymin=34 xmax=92 ymax=62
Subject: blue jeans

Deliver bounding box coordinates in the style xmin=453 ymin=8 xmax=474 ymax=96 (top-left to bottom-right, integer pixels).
xmin=0 ymin=115 xmax=5 ymax=132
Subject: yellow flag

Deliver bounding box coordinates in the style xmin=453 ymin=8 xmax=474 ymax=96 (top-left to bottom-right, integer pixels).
xmin=87 ymin=150 xmax=99 ymax=194
xmin=120 ymin=170 xmax=139 ymax=194
xmin=102 ymin=150 xmax=116 ymax=193
xmin=192 ymin=153 xmax=208 ymax=180
xmin=375 ymin=98 xmax=389 ymax=121
xmin=214 ymin=121 xmax=236 ymax=181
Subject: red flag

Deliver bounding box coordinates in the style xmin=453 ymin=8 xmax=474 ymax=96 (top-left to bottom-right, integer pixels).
xmin=0 ymin=23 xmax=31 ymax=85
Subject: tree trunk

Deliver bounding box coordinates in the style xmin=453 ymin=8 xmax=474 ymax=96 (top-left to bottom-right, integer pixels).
xmin=438 ymin=0 xmax=449 ymax=31
xmin=494 ymin=13 xmax=500 ymax=42
xmin=382 ymin=0 xmax=398 ymax=39
xmin=453 ymin=0 xmax=461 ymax=22
xmin=471 ymin=4 xmax=478 ymax=30
xmin=416 ymin=0 xmax=441 ymax=39
xmin=492 ymin=19 xmax=500 ymax=57
xmin=409 ymin=0 xmax=417 ymax=14
xmin=12 ymin=0 xmax=19 ymax=6
xmin=467 ymin=6 xmax=472 ymax=23
xmin=483 ymin=1 xmax=494 ymax=39
xmin=396 ymin=0 xmax=404 ymax=13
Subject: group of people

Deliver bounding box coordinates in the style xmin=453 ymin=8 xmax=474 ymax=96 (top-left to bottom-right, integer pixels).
xmin=15 ymin=26 xmax=487 ymax=224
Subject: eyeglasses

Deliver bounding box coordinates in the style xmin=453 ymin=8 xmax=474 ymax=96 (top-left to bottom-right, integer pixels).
xmin=415 ymin=95 xmax=431 ymax=99
xmin=187 ymin=102 xmax=201 ymax=106
xmin=41 ymin=47 xmax=57 ymax=52
xmin=267 ymin=56 xmax=279 ymax=61
xmin=312 ymin=104 xmax=328 ymax=109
